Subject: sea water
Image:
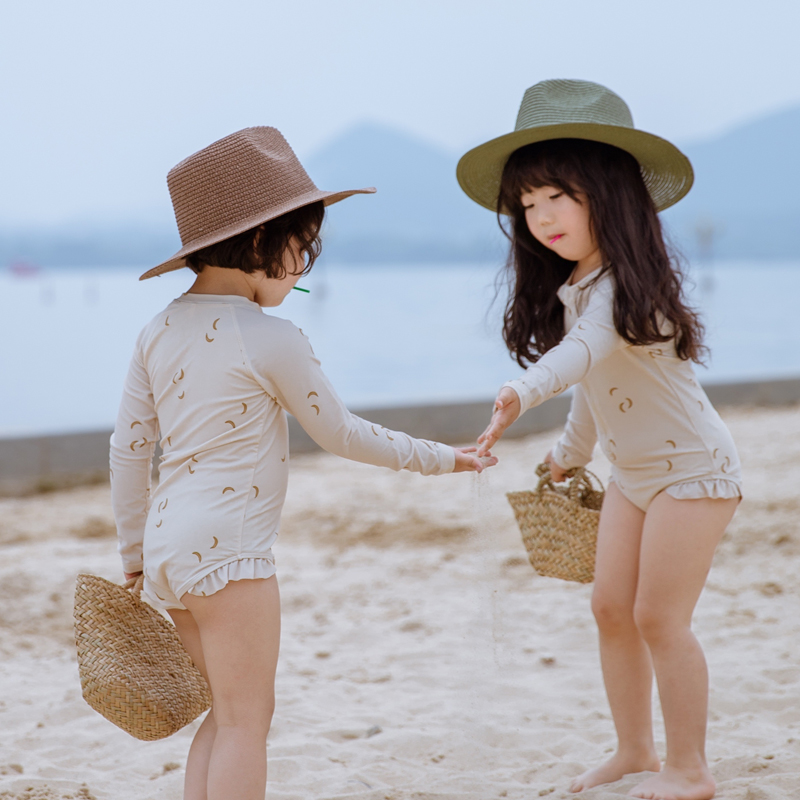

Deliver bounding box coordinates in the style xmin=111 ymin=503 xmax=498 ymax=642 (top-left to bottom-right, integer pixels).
xmin=0 ymin=261 xmax=798 ymax=437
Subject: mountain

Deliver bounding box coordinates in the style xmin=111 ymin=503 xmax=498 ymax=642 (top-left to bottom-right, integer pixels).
xmin=305 ymin=122 xmax=504 ymax=263
xmin=664 ymin=104 xmax=800 ymax=260
xmin=308 ymin=109 xmax=800 ymax=264
xmin=3 ymin=106 xmax=799 ymax=268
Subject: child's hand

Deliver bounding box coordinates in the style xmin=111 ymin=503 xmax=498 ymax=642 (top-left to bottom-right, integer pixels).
xmin=477 ymin=387 xmax=520 ymax=456
xmin=124 ymin=571 xmax=143 ymax=582
xmin=452 ymin=447 xmax=498 ymax=473
xmin=544 ymin=450 xmax=570 ymax=482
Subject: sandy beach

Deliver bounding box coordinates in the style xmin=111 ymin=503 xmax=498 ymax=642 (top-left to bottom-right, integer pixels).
xmin=1 ymin=404 xmax=800 ymax=799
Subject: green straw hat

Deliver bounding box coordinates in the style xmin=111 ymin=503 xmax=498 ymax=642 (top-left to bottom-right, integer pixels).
xmin=457 ymin=79 xmax=693 ymax=213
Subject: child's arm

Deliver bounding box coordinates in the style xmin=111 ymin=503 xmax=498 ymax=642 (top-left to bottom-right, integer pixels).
xmin=479 ymin=275 xmax=622 ymax=453
xmin=548 ymin=384 xmax=597 ymax=479
xmin=109 ymin=336 xmax=158 ymax=577
xmin=249 ymin=322 xmax=477 ymax=475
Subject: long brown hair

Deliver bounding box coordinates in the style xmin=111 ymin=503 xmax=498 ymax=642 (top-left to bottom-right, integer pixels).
xmin=497 ymin=139 xmax=705 ymax=367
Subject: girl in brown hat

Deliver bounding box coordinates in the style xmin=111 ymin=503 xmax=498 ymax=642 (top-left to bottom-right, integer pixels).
xmin=462 ymin=80 xmax=741 ymax=800
xmin=110 ymin=126 xmax=496 ymax=800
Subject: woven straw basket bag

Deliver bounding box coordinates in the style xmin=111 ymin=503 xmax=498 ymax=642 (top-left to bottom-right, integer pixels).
xmin=506 ymin=463 xmax=605 ymax=584
xmin=74 ymin=574 xmax=212 ymax=741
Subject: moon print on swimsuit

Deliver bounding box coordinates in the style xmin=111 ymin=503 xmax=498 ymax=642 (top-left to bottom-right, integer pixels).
xmin=205 ymin=318 xmax=220 ymax=343
xmin=666 ymin=439 xmax=677 ymax=471
xmin=154 ymin=497 xmax=169 ymax=530
xmin=308 ymin=391 xmax=320 ymax=415
xmin=173 ymin=367 xmax=186 ymax=400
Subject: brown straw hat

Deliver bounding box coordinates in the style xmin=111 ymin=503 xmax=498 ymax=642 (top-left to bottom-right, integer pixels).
xmin=140 ymin=126 xmax=375 ymax=280
xmin=457 ymin=79 xmax=693 ymax=214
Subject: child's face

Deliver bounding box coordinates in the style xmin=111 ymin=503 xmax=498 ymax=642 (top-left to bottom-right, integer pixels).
xmin=520 ymin=185 xmax=599 ymax=266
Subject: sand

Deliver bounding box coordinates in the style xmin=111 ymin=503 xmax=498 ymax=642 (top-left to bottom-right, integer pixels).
xmin=1 ymin=405 xmax=800 ymax=799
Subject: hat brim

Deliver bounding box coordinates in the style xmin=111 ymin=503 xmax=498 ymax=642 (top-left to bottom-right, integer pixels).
xmin=139 ymin=186 xmax=376 ymax=280
xmin=456 ymin=123 xmax=693 ymax=214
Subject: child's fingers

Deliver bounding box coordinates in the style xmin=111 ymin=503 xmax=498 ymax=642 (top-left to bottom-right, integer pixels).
xmin=477 ymin=429 xmax=499 ymax=457
xmin=468 ymin=454 xmax=498 ymax=472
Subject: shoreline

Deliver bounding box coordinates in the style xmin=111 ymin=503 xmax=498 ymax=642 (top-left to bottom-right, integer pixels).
xmin=2 ymin=375 xmax=800 ymax=497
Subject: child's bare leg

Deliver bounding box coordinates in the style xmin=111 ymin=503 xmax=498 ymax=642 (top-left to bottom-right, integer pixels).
xmin=629 ymin=493 xmax=737 ymax=800
xmin=168 ymin=608 xmax=218 ymax=800
xmin=570 ymin=484 xmax=660 ymax=792
xmin=180 ymin=576 xmax=281 ymax=800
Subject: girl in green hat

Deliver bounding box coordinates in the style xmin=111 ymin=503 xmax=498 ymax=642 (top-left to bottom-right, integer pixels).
xmin=462 ymin=80 xmax=741 ymax=800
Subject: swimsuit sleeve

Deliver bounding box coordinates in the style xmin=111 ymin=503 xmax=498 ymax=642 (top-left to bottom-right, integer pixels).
xmin=247 ymin=322 xmax=455 ymax=476
xmin=503 ymin=275 xmax=626 ymax=414
xmin=109 ymin=334 xmax=158 ymax=574
xmin=551 ymin=384 xmax=597 ymax=469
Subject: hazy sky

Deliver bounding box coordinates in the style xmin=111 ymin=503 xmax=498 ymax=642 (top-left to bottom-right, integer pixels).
xmin=2 ymin=0 xmax=798 ymax=227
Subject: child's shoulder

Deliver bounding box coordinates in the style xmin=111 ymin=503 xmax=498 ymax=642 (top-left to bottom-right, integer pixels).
xmin=235 ymin=307 xmax=304 ymax=340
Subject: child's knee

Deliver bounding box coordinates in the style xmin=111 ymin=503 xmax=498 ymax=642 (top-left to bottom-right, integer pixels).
xmin=591 ymin=591 xmax=635 ymax=633
xmin=213 ymin=689 xmax=275 ymax=734
xmin=632 ymin=601 xmax=678 ymax=644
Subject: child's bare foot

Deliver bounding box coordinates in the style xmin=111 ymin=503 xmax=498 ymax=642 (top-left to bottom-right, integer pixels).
xmin=628 ymin=764 xmax=715 ymax=800
xmin=569 ymin=751 xmax=661 ymax=793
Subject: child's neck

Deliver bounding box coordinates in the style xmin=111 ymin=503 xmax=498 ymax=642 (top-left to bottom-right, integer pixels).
xmin=187 ymin=267 xmax=256 ymax=301
xmin=569 ymin=251 xmax=604 ymax=285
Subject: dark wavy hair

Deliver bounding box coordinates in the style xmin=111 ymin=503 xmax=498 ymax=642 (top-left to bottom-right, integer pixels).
xmin=497 ymin=139 xmax=705 ymax=367
xmin=186 ymin=200 xmax=325 ymax=278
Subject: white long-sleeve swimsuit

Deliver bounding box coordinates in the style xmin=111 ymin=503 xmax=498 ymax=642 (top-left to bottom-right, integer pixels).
xmin=504 ymin=268 xmax=742 ymax=511
xmin=110 ymin=293 xmax=455 ymax=609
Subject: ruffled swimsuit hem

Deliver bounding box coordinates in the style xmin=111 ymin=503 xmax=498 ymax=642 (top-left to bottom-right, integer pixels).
xmin=187 ymin=556 xmax=277 ymax=598
xmin=664 ymin=478 xmax=742 ymax=502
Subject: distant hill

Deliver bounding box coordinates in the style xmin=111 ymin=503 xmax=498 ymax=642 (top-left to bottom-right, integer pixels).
xmin=305 ymin=122 xmax=504 ymax=263
xmin=3 ymin=105 xmax=799 ymax=268
xmin=0 ymin=224 xmax=180 ymax=270
xmin=664 ymin=104 xmax=800 ymax=260
xmin=308 ymin=109 xmax=800 ymax=263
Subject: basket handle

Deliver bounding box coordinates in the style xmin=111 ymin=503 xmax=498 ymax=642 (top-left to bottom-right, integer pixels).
xmin=535 ymin=462 xmax=603 ymax=500
xmin=122 ymin=574 xmax=145 ymax=596
xmin=535 ymin=461 xmax=574 ymax=493
xmin=567 ymin=468 xmax=603 ymax=502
